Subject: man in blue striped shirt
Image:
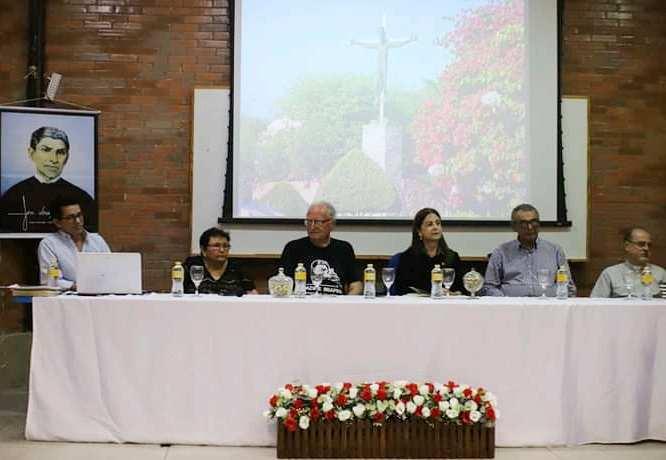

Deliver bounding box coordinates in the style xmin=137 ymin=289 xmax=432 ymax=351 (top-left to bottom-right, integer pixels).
xmin=482 ymin=204 xmax=576 ymax=297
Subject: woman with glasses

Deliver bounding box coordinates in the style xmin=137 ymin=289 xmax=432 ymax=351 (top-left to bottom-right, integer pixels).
xmin=393 ymin=207 xmax=464 ymax=295
xmin=183 ymin=227 xmax=257 ymax=295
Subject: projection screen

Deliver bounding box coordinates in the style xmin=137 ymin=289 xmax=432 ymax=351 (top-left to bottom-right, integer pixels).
xmin=230 ymin=0 xmax=560 ymax=222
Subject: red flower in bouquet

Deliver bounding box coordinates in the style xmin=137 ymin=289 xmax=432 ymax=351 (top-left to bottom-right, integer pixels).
xmin=376 ymin=387 xmax=388 ymax=401
xmin=269 ymin=395 xmax=278 ymax=407
xmin=285 ymin=384 xmax=294 ymax=391
xmin=316 ymin=384 xmax=330 ymax=395
xmin=486 ymin=407 xmax=496 ymax=421
xmin=433 ymin=393 xmax=443 ymax=403
xmin=293 ymin=399 xmax=304 ymax=409
xmin=336 ymin=394 xmax=348 ymax=406
xmin=372 ymin=412 xmax=385 ymax=423
xmin=285 ymin=416 xmax=297 ymax=432
xmin=406 ymin=383 xmax=419 ymax=396
xmin=463 ymin=388 xmax=473 ymax=398
xmin=343 ymin=382 xmax=352 ymax=391
xmin=360 ymin=387 xmax=372 ymax=402
xmin=311 ymin=406 xmax=320 ymax=421
xmin=324 ymin=410 xmax=336 ymax=421
xmin=431 ymin=407 xmax=441 ymax=418
xmin=461 ymin=411 xmax=471 ymax=425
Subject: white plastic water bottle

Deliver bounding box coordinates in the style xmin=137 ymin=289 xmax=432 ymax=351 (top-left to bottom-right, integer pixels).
xmin=556 ymin=266 xmax=568 ymax=300
xmin=294 ymin=263 xmax=307 ymax=298
xmin=364 ymin=264 xmax=376 ymax=299
xmin=171 ymin=261 xmax=184 ymax=297
xmin=431 ymin=264 xmax=444 ymax=299
xmin=47 ymin=259 xmax=60 ymax=288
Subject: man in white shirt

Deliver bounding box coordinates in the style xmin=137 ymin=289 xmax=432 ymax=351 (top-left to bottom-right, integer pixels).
xmin=591 ymin=227 xmax=664 ymax=298
xmin=38 ymin=196 xmax=110 ymax=290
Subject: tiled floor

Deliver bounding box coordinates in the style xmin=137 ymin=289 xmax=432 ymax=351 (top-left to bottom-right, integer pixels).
xmin=1 ymin=387 xmax=665 ymax=459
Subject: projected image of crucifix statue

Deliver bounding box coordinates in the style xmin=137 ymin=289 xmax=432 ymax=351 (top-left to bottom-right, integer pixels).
xmin=351 ymin=17 xmax=417 ymax=123
xmin=350 ymin=16 xmax=416 ymax=181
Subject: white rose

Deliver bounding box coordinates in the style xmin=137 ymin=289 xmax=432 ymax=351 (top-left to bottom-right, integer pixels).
xmin=376 ymin=400 xmax=388 ymax=413
xmin=396 ymin=401 xmax=406 ymax=415
xmin=279 ymin=389 xmax=293 ymax=400
xmin=453 ymin=386 xmax=463 ymax=397
xmin=413 ymin=395 xmax=425 ymax=406
xmin=337 ymin=410 xmax=352 ymax=421
xmin=446 ymin=408 xmax=459 ymax=419
xmin=449 ymin=397 xmax=459 ymax=410
xmin=421 ymin=407 xmax=431 ymax=418
xmin=299 ymin=415 xmax=310 ymax=430
xmin=470 ymin=411 xmax=481 ymax=423
xmin=322 ymin=401 xmax=333 ymax=412
xmin=352 ymin=404 xmax=365 ymax=418
xmin=307 ymin=387 xmax=318 ymax=399
xmin=275 ymin=407 xmax=288 ymax=418
xmin=464 ymin=400 xmax=478 ymax=412
xmin=441 ymin=386 xmax=450 ymax=394
xmin=321 ymin=395 xmax=333 ymax=405
xmin=419 ymin=384 xmax=430 ymax=396
xmin=370 ymin=383 xmax=379 ymax=394
xmin=393 ymin=388 xmax=403 ymax=399
xmin=349 ymin=387 xmax=359 ymax=399
xmin=334 ymin=382 xmax=344 ymax=392
xmin=438 ymin=401 xmax=450 ymax=412
xmin=406 ymin=401 xmax=417 ymax=414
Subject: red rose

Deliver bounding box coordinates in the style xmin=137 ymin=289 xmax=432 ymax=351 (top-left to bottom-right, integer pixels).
xmin=461 ymin=411 xmax=471 ymax=425
xmin=486 ymin=407 xmax=496 ymax=421
xmin=431 ymin=407 xmax=441 ymax=418
xmin=293 ymin=399 xmax=304 ymax=409
xmin=406 ymin=383 xmax=418 ymax=395
xmin=474 ymin=395 xmax=482 ymax=404
xmin=463 ymin=388 xmax=473 ymax=398
xmin=310 ymin=399 xmax=319 ymax=409
xmin=324 ymin=410 xmax=336 ymax=421
xmin=372 ymin=412 xmax=385 ymax=423
xmin=447 ymin=380 xmax=458 ymax=389
xmin=433 ymin=393 xmax=443 ymax=403
xmin=343 ymin=382 xmax=352 ymax=391
xmin=415 ymin=406 xmax=423 ymax=417
xmin=311 ymin=407 xmax=320 ymax=421
xmin=360 ymin=388 xmax=372 ymax=402
xmin=376 ymin=388 xmax=387 ymax=401
xmin=289 ymin=408 xmax=298 ymax=419
xmin=316 ymin=384 xmax=330 ymax=395
xmin=336 ymin=394 xmax=348 ymax=406
xmin=285 ymin=417 xmax=297 ymax=432
xmin=269 ymin=395 xmax=278 ymax=407
xmin=285 ymin=384 xmax=294 ymax=391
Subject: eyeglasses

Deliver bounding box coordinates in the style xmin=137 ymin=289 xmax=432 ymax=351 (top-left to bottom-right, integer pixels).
xmin=627 ymin=240 xmax=651 ymax=249
xmin=515 ymin=219 xmax=539 ymax=228
xmin=304 ymin=218 xmax=332 ymax=227
xmin=207 ymin=243 xmax=231 ymax=250
xmin=60 ymin=212 xmax=83 ymax=222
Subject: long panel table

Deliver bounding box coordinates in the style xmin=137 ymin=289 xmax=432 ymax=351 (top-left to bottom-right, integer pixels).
xmin=25 ymin=294 xmax=666 ymax=446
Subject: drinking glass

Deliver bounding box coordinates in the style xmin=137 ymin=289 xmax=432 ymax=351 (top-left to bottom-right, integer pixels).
xmin=443 ymin=268 xmax=455 ymax=296
xmin=537 ymin=269 xmax=551 ymax=298
xmin=311 ymin=270 xmax=324 ymax=296
xmin=190 ymin=265 xmax=204 ymax=296
xmin=382 ymin=268 xmax=395 ymax=297
xmin=623 ymin=271 xmax=636 ymax=299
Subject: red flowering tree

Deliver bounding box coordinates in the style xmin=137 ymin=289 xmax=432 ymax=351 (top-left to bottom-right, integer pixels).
xmin=409 ymin=0 xmax=526 ymax=217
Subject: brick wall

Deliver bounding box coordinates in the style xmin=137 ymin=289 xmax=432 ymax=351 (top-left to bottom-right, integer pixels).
xmin=562 ymin=0 xmax=666 ymax=291
xmin=1 ymin=0 xmax=665 ymax=330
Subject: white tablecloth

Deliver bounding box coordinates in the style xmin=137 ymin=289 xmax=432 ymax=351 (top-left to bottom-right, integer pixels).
xmin=25 ymin=294 xmax=666 ymax=446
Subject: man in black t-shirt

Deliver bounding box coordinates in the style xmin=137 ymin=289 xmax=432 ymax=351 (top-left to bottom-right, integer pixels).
xmin=279 ymin=201 xmax=362 ymax=295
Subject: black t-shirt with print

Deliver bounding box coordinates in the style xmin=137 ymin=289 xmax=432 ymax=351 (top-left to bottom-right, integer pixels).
xmin=279 ymin=237 xmax=361 ymax=295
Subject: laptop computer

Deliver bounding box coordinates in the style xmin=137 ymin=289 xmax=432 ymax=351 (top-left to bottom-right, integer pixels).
xmin=76 ymin=252 xmax=142 ymax=295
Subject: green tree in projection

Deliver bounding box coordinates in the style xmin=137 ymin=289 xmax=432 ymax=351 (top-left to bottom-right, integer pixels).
xmin=259 ymin=75 xmax=375 ymax=181
xmin=263 ymin=182 xmax=309 ymax=217
xmin=410 ymin=0 xmax=526 ymax=217
xmin=315 ymin=149 xmax=398 ymax=216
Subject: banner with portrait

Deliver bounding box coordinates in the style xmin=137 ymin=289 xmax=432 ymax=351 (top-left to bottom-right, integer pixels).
xmin=0 ymin=106 xmax=98 ymax=234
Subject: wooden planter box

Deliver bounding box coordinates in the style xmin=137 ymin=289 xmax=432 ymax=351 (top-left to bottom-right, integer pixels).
xmin=277 ymin=419 xmax=495 ymax=458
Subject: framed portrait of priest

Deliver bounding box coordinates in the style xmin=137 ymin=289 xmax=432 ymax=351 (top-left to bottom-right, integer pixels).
xmin=0 ymin=107 xmax=98 ymax=234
